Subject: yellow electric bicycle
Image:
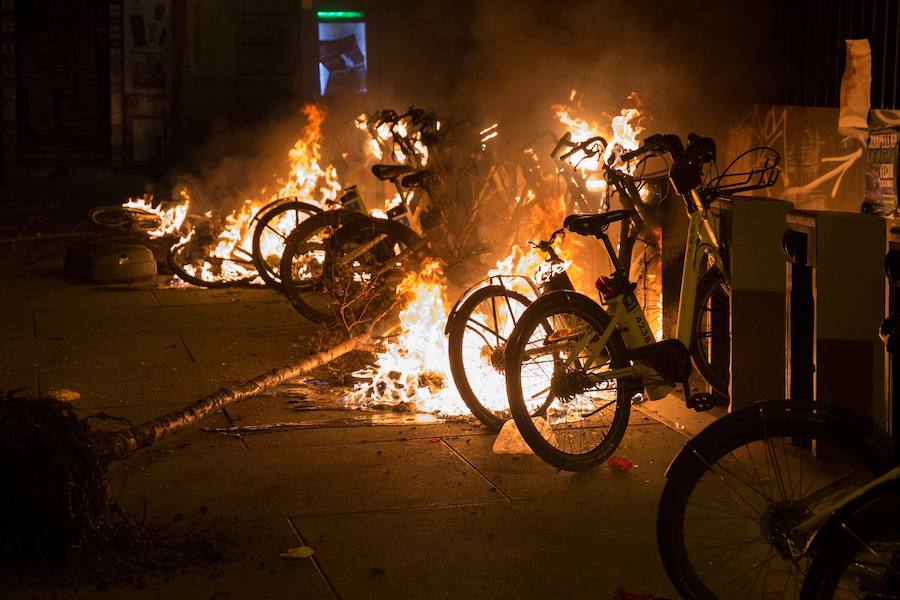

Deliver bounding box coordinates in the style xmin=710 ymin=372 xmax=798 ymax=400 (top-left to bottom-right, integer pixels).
xmin=503 ymin=133 xmax=780 ymax=471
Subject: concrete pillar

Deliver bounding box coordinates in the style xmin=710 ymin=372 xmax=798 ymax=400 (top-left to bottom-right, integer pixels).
xmin=814 ymin=213 xmax=887 ymax=427
xmin=725 ymin=196 xmax=791 ymax=410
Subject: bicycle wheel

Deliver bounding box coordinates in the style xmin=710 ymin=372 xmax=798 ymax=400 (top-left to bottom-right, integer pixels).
xmin=322 ymin=217 xmax=423 ymax=326
xmin=167 ymin=232 xmax=257 ymax=288
xmin=447 ymin=285 xmax=536 ymax=431
xmin=504 ymin=290 xmax=637 ymax=472
xmin=690 ymin=267 xmax=731 ymax=397
xmin=280 ymin=210 xmax=369 ymax=322
xmin=800 ymin=480 xmax=900 ymax=599
xmin=657 ymin=400 xmax=895 ymax=600
xmin=250 ymin=199 xmax=321 ymax=291
xmin=89 ymin=205 xmax=162 ymax=233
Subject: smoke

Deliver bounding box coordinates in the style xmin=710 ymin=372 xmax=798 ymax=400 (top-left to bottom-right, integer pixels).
xmin=169 ymin=1 xmax=781 ymax=211
xmin=452 ymin=0 xmax=780 ymax=139
xmin=160 ymin=110 xmax=321 ymax=211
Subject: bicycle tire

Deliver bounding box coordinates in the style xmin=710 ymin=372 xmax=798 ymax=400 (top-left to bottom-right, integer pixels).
xmin=690 ymin=267 xmax=730 ymax=397
xmin=167 ymin=235 xmax=257 ymax=288
xmin=504 ymin=290 xmax=636 ymax=472
xmin=657 ymin=400 xmax=895 ymax=600
xmin=280 ymin=210 xmax=370 ymax=322
xmin=800 ymin=479 xmax=900 ymax=599
xmin=321 ymin=216 xmax=424 ymax=326
xmin=250 ymin=200 xmax=321 ymax=291
xmin=89 ymin=205 xmax=162 ymax=232
xmin=447 ymin=285 xmax=535 ymax=431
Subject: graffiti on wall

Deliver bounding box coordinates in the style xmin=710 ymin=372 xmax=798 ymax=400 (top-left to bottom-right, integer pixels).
xmin=726 ymin=105 xmax=867 ymax=213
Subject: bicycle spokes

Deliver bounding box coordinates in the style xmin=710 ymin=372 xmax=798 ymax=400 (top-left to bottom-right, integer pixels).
xmin=681 ymin=434 xmax=877 ymax=597
xmin=516 ymin=311 xmax=620 ymax=455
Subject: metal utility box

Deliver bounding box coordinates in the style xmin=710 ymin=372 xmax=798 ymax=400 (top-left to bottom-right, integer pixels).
xmin=721 ymin=196 xmax=792 ymax=410
xmin=64 ymin=240 xmax=157 ymax=283
xmin=814 ymin=212 xmax=887 ymax=426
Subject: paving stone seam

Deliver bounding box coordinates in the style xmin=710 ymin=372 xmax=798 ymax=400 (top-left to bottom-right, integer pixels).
xmin=221 ymin=407 xmax=251 ymax=451
xmin=176 ymin=331 xmax=197 ymax=363
xmin=438 ymin=438 xmax=512 ymax=501
xmin=287 ymin=498 xmax=511 ymax=522
xmin=214 ymin=434 xmax=494 ymax=453
xmin=287 ymin=518 xmax=341 ymax=600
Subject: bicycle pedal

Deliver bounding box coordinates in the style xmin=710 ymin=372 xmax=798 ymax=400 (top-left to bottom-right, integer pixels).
xmin=686 ymin=392 xmax=716 ymax=412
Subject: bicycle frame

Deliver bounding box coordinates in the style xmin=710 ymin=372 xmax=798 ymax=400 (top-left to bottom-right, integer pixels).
xmin=674 ymin=189 xmax=730 ymax=347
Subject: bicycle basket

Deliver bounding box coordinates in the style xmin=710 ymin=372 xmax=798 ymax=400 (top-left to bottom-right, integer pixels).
xmin=705 ymin=146 xmax=781 ymax=196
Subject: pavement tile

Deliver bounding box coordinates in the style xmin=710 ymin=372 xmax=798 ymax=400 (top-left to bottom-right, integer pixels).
xmin=113 ymin=438 xmax=505 ymax=520
xmin=1 ymin=518 xmax=336 ymax=600
xmin=241 ymin=419 xmax=488 ymax=450
xmin=32 ymin=288 xmax=160 ymax=311
xmin=224 ymin=388 xmax=488 ymax=449
xmin=152 ymin=286 xmax=287 ymax=306
xmin=0 ymin=311 xmax=34 ymax=339
xmin=0 ymin=275 xmax=34 ymax=303
xmin=0 ymin=337 xmax=46 ymax=393
xmin=635 ymin=394 xmax=722 ymax=437
xmin=177 ymin=328 xmax=316 ymax=382
xmin=443 ymin=420 xmax=683 ymax=500
xmin=292 ymin=496 xmax=676 ymax=600
xmin=34 ymin=301 xmax=312 ymax=339
xmin=33 ymin=331 xmax=202 ymax=407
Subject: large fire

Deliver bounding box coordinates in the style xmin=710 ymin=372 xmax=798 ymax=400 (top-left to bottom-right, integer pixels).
xmin=128 ymin=105 xmax=343 ymax=284
xmin=348 ymin=96 xmax=660 ymax=417
xmin=131 ymin=95 xmax=660 ymax=419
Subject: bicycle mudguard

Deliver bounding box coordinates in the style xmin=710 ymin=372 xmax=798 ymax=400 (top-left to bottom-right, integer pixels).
xmin=662 ymin=400 xmax=896 ymax=481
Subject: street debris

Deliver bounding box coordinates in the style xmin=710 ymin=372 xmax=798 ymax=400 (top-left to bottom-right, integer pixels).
xmin=46 ymin=389 xmax=81 ymax=402
xmin=493 ymin=417 xmax=558 ymax=454
xmin=608 ymin=455 xmax=635 ymax=472
xmin=280 ymin=546 xmax=314 ymax=560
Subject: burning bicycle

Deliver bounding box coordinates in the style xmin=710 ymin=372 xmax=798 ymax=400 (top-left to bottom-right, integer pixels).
xmin=503 ymin=133 xmax=780 ymax=471
xmin=443 ymin=130 xmax=667 ymax=430
xmin=276 ymin=106 xmax=546 ymax=328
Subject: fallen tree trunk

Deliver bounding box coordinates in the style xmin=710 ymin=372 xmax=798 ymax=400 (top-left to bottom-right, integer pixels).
xmin=100 ymin=326 xmax=383 ymax=459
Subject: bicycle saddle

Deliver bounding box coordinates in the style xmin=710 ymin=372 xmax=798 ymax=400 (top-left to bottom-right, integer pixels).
xmin=564 ymin=210 xmax=629 ymax=237
xmin=372 ymin=164 xmax=416 ymax=181
xmin=401 ymin=169 xmax=431 ymax=189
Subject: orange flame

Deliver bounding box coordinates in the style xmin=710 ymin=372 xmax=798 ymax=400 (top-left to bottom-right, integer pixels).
xmin=348 ymin=259 xmax=468 ymax=415
xmin=163 ymin=104 xmax=346 ymax=284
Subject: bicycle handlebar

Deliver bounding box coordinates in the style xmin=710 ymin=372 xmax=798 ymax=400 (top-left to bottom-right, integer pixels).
xmin=529 ymin=227 xmax=566 ymax=261
xmin=551 ymin=133 xmax=608 ymax=163
xmin=550 ymin=132 xmax=572 ymax=159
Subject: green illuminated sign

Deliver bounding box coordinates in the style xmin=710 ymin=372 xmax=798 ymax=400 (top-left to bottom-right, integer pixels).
xmin=317 ymin=10 xmax=364 ymax=20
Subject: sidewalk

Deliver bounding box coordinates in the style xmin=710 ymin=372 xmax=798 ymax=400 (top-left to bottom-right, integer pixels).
xmin=0 ymin=245 xmax=688 ymax=599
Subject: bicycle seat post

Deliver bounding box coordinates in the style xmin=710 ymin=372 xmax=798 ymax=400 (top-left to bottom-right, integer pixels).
xmin=600 ymin=233 xmax=627 ymax=278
